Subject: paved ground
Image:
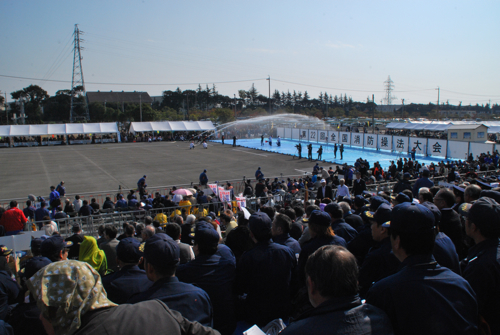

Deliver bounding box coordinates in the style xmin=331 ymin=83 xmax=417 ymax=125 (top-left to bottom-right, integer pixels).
xmin=0 ymin=141 xmax=337 ymax=201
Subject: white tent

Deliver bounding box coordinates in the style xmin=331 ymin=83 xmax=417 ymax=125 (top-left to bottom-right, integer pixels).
xmin=129 ymin=121 xmax=215 ymax=133
xmin=0 ymin=122 xmax=120 ymax=137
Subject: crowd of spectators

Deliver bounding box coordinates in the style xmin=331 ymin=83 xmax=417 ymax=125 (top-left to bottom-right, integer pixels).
xmin=0 ymin=154 xmax=498 ymax=334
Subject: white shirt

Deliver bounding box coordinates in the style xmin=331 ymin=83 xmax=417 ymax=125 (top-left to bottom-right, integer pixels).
xmin=337 ymin=184 xmax=350 ymax=198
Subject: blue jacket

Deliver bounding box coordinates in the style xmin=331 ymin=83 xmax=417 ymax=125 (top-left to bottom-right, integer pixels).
xmin=462 ymin=238 xmax=500 ymax=334
xmin=199 ymin=172 xmax=208 ymax=185
xmin=49 ymin=190 xmax=60 ymax=203
xmin=433 ymin=232 xmax=460 ymax=274
xmin=177 ymin=245 xmax=236 ymax=334
xmin=412 ymin=177 xmax=434 ymax=197
xmin=255 ymin=169 xmax=264 ymax=180
xmin=34 ymin=207 xmax=50 ymax=222
xmin=115 ymin=199 xmax=128 ymax=209
xmin=235 ymin=240 xmax=296 ymax=327
xmin=127 ymin=276 xmax=213 ymax=327
xmin=272 ymin=233 xmax=301 ymax=254
xmin=0 ymin=270 xmax=20 ymax=321
xmin=331 ymin=219 xmax=358 ymax=243
xmin=280 ymin=295 xmax=394 ymax=335
xmin=367 ymin=254 xmax=478 ymax=335
xmin=102 ymin=265 xmax=152 ymax=304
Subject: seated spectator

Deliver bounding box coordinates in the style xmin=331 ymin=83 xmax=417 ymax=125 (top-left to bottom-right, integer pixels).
xmin=63 ymin=198 xmax=75 ymax=214
xmin=102 ymin=196 xmax=115 ymax=210
xmin=100 ymin=225 xmax=119 ymax=272
xmin=280 ymin=245 xmax=393 ymax=335
xmin=0 ymin=245 xmax=21 ymax=320
xmin=324 ymin=203 xmax=358 ymax=243
xmin=26 ymin=261 xmax=219 ymax=335
xmin=78 ymin=200 xmax=94 ymax=217
xmin=0 ymin=200 xmax=27 ymax=235
xmin=366 ymin=202 xmax=478 ymax=334
xmin=53 ymin=205 xmax=67 ymax=220
xmin=177 ymin=221 xmax=237 ymax=335
xmin=40 ymin=235 xmax=72 ymax=262
xmin=79 ymin=236 xmax=107 ymax=277
xmin=22 ymin=199 xmax=36 ymax=220
xmin=271 ymin=213 xmax=301 ymax=254
xmin=164 ymin=223 xmax=195 ymax=264
xmin=127 ymin=233 xmax=213 ymax=327
xmin=115 ymin=194 xmax=128 ymax=209
xmin=102 ymin=237 xmax=152 ymax=304
xmin=235 ymin=212 xmax=296 ymax=327
xmin=65 ymin=223 xmax=84 ymax=260
xmin=42 ymin=216 xmax=58 ymax=236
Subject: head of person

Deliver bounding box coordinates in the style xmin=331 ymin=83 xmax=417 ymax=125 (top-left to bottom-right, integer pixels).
xmin=82 ymin=200 xmax=88 ymax=206
xmin=324 ymin=203 xmax=343 ymax=221
xmin=124 ymin=224 xmax=135 ymax=237
xmin=392 ymin=192 xmax=411 ymax=207
xmin=356 ymin=172 xmax=361 ymax=180
xmin=260 ymin=206 xmax=276 ymax=221
xmin=305 ymin=245 xmax=358 ymax=307
xmin=41 ymin=236 xmax=73 ymax=262
xmin=465 ymin=197 xmax=500 ymax=243
xmin=50 ymin=186 xmax=55 ymax=191
xmin=418 ymin=188 xmax=433 ymax=204
xmin=104 ymin=225 xmax=118 ymax=240
xmin=464 ymin=184 xmax=482 ymax=203
xmin=143 ymin=233 xmax=180 ymax=282
xmin=193 ymin=221 xmax=219 ymax=256
xmin=433 ymin=188 xmax=455 ymax=210
xmin=219 ymin=213 xmax=232 ymax=225
xmin=387 ymin=202 xmax=436 ymax=262
xmin=305 ymin=205 xmax=320 ymax=218
xmin=116 ymin=237 xmax=143 ymax=266
xmin=164 ymin=223 xmax=181 ymax=241
xmin=422 ymin=169 xmax=430 ymax=178
xmin=75 ymin=195 xmax=80 ymax=200
xmin=27 ymin=260 xmax=117 ymax=335
xmin=272 ymin=213 xmax=292 ymax=237
xmin=9 ymin=200 xmax=17 ymax=209
xmin=368 ymin=203 xmax=392 ymax=242
xmin=308 ymin=210 xmax=335 ymax=238
xmin=339 ymin=179 xmax=345 ymax=186
xmin=30 ymin=238 xmax=43 ymax=257
xmin=283 ymin=208 xmax=296 ymax=221
xmin=142 ymin=225 xmax=156 ymax=241
xmin=248 ymin=212 xmax=272 ymax=242
xmin=72 ymin=224 xmax=82 ymax=235
xmin=338 ymin=202 xmax=351 ymax=216
xmin=91 ymin=198 xmax=97 ymax=204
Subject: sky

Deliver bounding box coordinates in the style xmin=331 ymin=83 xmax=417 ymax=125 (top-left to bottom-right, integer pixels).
xmin=1 ymin=0 xmax=499 ymax=107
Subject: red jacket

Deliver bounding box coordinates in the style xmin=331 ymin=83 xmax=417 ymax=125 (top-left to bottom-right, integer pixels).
xmin=0 ymin=207 xmax=27 ymax=232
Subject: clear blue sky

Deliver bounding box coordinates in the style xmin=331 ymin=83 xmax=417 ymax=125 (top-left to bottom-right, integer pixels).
xmin=1 ymin=0 xmax=499 ymax=106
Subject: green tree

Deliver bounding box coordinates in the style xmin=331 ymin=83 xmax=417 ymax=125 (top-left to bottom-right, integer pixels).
xmin=10 ymin=85 xmax=49 ymax=122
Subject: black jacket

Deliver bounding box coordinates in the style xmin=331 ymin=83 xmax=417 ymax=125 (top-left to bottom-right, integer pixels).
xmin=316 ymin=185 xmax=333 ymax=200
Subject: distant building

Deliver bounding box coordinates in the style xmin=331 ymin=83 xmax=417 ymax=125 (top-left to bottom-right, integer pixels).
xmin=86 ymin=91 xmax=152 ymax=104
xmin=447 ymin=124 xmax=488 ymax=142
xmin=376 ymin=104 xmax=403 ymax=113
xmin=439 ymin=110 xmax=476 ymax=118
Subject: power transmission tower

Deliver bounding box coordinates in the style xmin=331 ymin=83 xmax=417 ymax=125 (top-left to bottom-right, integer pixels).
xmin=383 ymin=76 xmax=396 ymax=105
xmin=69 ymin=24 xmax=90 ymax=122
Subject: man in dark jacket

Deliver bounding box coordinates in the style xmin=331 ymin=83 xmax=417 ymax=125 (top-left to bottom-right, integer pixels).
xmin=393 ymin=172 xmax=412 ymax=194
xmin=352 ymin=172 xmax=366 ymax=196
xmin=65 ymin=224 xmax=84 ymax=260
xmin=281 ymin=245 xmax=393 ymax=335
xmin=315 ymin=179 xmax=333 ymax=201
xmin=0 ymin=246 xmax=20 ymax=320
xmin=102 ymin=237 xmax=152 ymax=304
xmin=324 ymin=203 xmax=358 ymax=243
xmin=272 ymin=214 xmax=301 ymax=254
xmin=366 ymin=202 xmax=478 ymax=335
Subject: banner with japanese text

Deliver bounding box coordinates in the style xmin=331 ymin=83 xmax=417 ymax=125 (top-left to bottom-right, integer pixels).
xmin=328 ymin=131 xmax=339 ymax=144
xmin=364 ymin=134 xmax=377 ymax=148
xmin=309 ymin=130 xmax=318 ymax=142
xmin=339 ymin=132 xmax=351 ymax=145
xmin=318 ymin=131 xmax=328 ymax=143
xmin=426 ymin=139 xmax=447 ymax=158
xmin=409 ymin=137 xmax=427 ymax=155
xmin=378 ymin=135 xmax=391 ymax=151
xmin=208 ymin=184 xmax=218 ymax=196
xmin=393 ymin=136 xmax=408 ymax=153
xmin=300 ymin=129 xmax=309 ymax=141
xmin=219 ymin=190 xmax=231 ymax=202
xmin=351 ymin=133 xmax=363 ymax=147
xmin=236 ymin=197 xmax=246 ymax=209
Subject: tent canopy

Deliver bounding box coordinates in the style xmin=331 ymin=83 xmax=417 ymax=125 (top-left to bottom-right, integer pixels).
xmin=0 ymin=123 xmax=119 ymax=137
xmin=129 ymin=121 xmax=215 ymax=133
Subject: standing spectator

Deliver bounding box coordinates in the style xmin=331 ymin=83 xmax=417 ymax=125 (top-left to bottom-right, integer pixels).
xmin=271 ymin=213 xmax=301 ymax=254
xmin=462 ymin=197 xmax=500 ymax=334
xmin=412 ymin=169 xmax=434 ymax=197
xmin=55 ymin=181 xmax=65 ymax=197
xmin=324 ymin=203 xmax=358 ymax=243
xmin=49 ymin=186 xmax=60 ymax=209
xmin=336 ymin=179 xmax=350 ymax=201
xmin=0 ymin=201 xmax=27 ymax=235
xmin=255 ymin=167 xmax=264 ymax=180
xmin=366 ymin=202 xmax=478 ymax=335
xmin=280 ymin=245 xmax=393 ymax=335
xmin=315 ymin=179 xmax=333 ymax=201
xmin=200 ymin=169 xmax=208 ymax=186
xmin=393 ymin=172 xmax=412 ymax=194
xmin=235 ymin=212 xmax=296 ymax=327
xmin=353 ymin=171 xmax=366 ymax=196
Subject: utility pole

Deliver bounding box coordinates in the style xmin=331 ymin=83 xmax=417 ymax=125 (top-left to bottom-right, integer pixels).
xmin=436 ymin=86 xmax=440 ymax=120
xmin=139 ymin=93 xmax=142 ymax=122
xmin=372 ymin=94 xmax=375 ymax=134
xmin=69 ymin=24 xmax=90 ymax=122
xmin=233 ymin=94 xmax=236 ymax=119
xmin=267 ymin=76 xmax=271 ymax=114
xmin=401 ymin=98 xmax=405 ymax=119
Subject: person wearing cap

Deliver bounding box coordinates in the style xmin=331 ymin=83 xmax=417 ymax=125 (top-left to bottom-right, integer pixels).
xmin=316 ymin=179 xmax=333 ymax=201
xmin=235 ymin=212 xmax=296 ymax=327
xmin=102 ymin=237 xmax=152 ymax=304
xmin=27 ymin=260 xmax=220 ymax=335
xmin=40 ymin=235 xmax=72 ymax=262
xmin=359 ymin=203 xmax=399 ymax=298
xmin=353 ymin=171 xmax=366 ymax=196
xmin=115 ymin=194 xmax=128 ymax=209
xmin=280 ymin=245 xmax=393 ymax=335
xmin=49 ymin=185 xmax=60 ymax=209
xmin=433 ymin=188 xmax=466 ymax=259
xmin=412 ymin=169 xmax=434 ymax=198
xmin=9 ymin=255 xmax=51 ymax=334
xmin=137 ymin=174 xmax=147 ymax=189
xmin=128 ymin=233 xmax=213 ymax=327
xmin=324 ymin=203 xmax=358 ymax=243
xmin=177 ymin=222 xmax=237 ymax=335
xmin=393 ymin=172 xmax=412 ymax=194
xmin=0 ymin=200 xmax=27 ymax=235
xmin=339 ymin=202 xmax=363 ymax=231
xmin=200 ymin=169 xmax=208 ymax=186
xmin=462 ymin=197 xmax=500 ymax=334
xmin=298 ymin=210 xmax=346 ymax=288
xmin=352 ymin=195 xmax=369 ymax=216
xmin=272 ymin=213 xmax=301 ymax=254
xmin=366 ymin=202 xmax=478 ymax=335
xmin=391 ymin=192 xmax=411 ymax=207
xmin=65 ymin=223 xmax=84 ymax=260
xmin=0 ymin=245 xmax=21 ymax=320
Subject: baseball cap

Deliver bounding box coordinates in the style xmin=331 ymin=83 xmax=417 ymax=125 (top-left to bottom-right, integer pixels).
xmin=309 ymin=210 xmax=331 ymax=227
xmin=403 ymin=172 xmax=411 ymax=179
xmin=476 ymin=180 xmax=492 ymax=190
xmin=143 ymin=233 xmax=179 ymax=267
xmin=373 ymin=203 xmax=392 ymax=226
xmin=370 ymin=196 xmax=390 ymax=212
xmin=249 ymin=212 xmax=272 ymax=237
xmin=116 ymin=237 xmax=143 ymax=263
xmin=40 ymin=236 xmax=73 ymax=258
xmin=467 ymin=197 xmax=500 ymax=235
xmin=354 ymin=195 xmax=369 ymax=207
xmin=20 ymin=256 xmax=51 ymax=280
xmin=30 ymin=238 xmax=43 ymax=255
xmin=0 ymin=245 xmax=12 ymax=257
xmin=193 ymin=221 xmax=220 ymax=245
xmin=420 ymin=201 xmax=442 ymax=226
xmin=72 ymin=223 xmax=81 ymax=233
xmin=387 ymin=202 xmax=435 ymax=232
xmin=479 ymin=190 xmax=500 ymax=203
xmin=320 ymin=179 xmax=326 ymax=183
xmin=324 ymin=202 xmax=341 ymax=214
xmin=394 ymin=192 xmax=411 ymax=204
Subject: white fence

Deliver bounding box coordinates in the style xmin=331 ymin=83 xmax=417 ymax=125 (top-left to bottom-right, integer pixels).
xmin=276 ymin=127 xmax=493 ymax=160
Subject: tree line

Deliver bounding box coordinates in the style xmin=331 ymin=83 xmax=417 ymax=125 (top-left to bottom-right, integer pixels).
xmin=1 ymin=83 xmax=498 ymax=125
